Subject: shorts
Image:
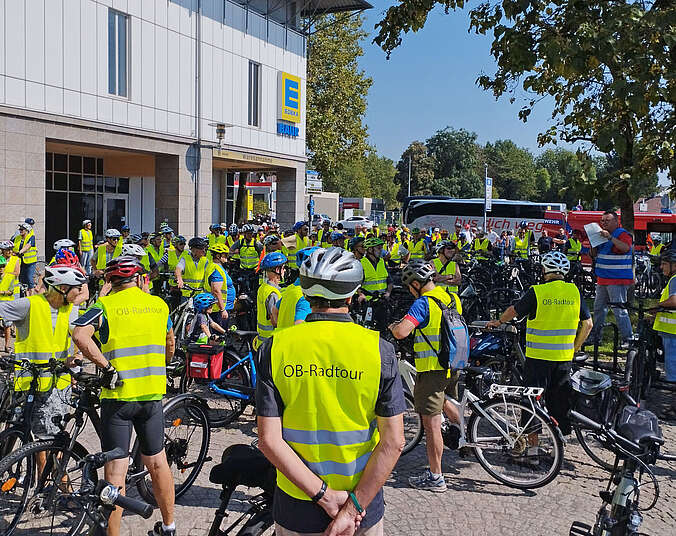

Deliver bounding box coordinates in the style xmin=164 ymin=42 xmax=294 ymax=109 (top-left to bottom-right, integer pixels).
xmin=19 ymin=262 xmax=36 ymax=289
xmin=30 ymin=386 xmax=72 ymax=439
xmin=523 ymin=358 xmax=572 ymax=434
xmin=414 ymin=370 xmax=459 ymax=415
xmin=660 ymin=333 xmax=676 ymax=382
xmin=100 ymin=399 xmax=165 ymax=456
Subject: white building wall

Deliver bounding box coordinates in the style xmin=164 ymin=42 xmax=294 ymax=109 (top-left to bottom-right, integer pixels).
xmin=1 ymin=0 xmax=306 ymax=157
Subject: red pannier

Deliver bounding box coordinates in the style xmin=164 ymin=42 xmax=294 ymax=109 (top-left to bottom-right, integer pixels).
xmin=186 ymin=343 xmax=224 ymax=380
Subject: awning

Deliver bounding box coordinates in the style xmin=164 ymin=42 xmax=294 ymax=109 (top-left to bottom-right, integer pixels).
xmin=300 ymin=0 xmax=373 ymax=16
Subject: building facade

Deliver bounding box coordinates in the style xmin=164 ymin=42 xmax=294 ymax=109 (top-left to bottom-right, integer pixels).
xmin=0 ymin=0 xmax=313 ymax=259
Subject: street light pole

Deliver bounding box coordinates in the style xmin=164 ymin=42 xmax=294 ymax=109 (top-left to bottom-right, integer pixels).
xmin=407 ymin=155 xmax=411 ymax=197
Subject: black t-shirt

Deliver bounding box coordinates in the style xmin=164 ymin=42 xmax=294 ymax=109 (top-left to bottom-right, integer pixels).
xmin=537 ymin=236 xmax=553 ymax=253
xmin=256 ymin=312 xmax=406 ymax=533
xmin=514 ymin=283 xmax=591 ymax=321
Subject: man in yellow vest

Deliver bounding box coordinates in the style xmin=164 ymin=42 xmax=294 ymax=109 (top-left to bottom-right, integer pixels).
xmin=653 ymin=250 xmax=676 ymax=419
xmin=358 ymin=237 xmax=392 ymax=302
xmin=0 ymin=241 xmax=21 ymax=353
xmin=432 ymin=241 xmax=461 ymax=295
xmin=566 ymin=229 xmax=584 ymax=262
xmin=207 ymin=223 xmax=227 ymax=261
xmin=14 ymin=222 xmax=38 ymax=294
xmin=283 ymin=221 xmax=311 ymax=274
xmin=317 ymin=220 xmax=332 ymax=249
xmin=92 ymin=229 xmax=123 ymax=283
xmin=72 ymin=256 xmax=176 ymax=536
xmin=273 ymin=247 xmax=316 ymax=329
xmin=231 ymin=223 xmax=263 ymax=272
xmin=389 ymin=260 xmax=463 ymax=492
xmin=488 ymin=251 xmax=593 ymax=437
xmin=0 ymin=265 xmax=86 ymax=436
xmin=472 ymin=228 xmax=492 ymax=260
xmin=384 ymin=230 xmax=404 ymax=268
xmin=146 ymin=232 xmax=165 ymax=265
xmin=78 ymin=219 xmax=94 ymax=275
xmin=331 ymin=231 xmax=348 ymax=249
xmin=175 ymin=237 xmax=210 ymax=299
xmin=408 ymin=228 xmax=428 ymax=261
xmin=256 ymin=252 xmax=286 ymax=346
xmin=649 ymin=235 xmax=664 ymax=258
xmin=120 ymin=225 xmax=131 ymax=246
xmin=226 ymin=224 xmax=241 ymax=267
xmin=160 ymin=235 xmax=187 ymax=294
xmin=257 ymin=247 xmax=405 ymax=535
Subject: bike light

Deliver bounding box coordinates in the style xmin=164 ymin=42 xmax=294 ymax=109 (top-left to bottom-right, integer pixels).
xmin=100 ymin=483 xmax=120 ymax=505
xmin=1 ymin=478 xmax=16 ymax=492
xmin=172 ymin=418 xmax=182 ymax=427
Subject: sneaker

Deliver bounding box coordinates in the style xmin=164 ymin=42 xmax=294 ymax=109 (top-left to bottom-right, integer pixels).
xmin=408 ymin=469 xmax=447 ymax=492
xmin=148 ymin=522 xmax=176 ymax=536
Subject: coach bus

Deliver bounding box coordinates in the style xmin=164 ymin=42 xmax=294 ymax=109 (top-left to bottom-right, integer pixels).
xmin=402 ymin=196 xmax=567 ymax=236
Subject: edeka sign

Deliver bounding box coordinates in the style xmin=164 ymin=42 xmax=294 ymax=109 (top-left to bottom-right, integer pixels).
xmin=279 ymin=72 xmax=301 ymax=123
xmin=277 ymin=122 xmax=299 ymax=137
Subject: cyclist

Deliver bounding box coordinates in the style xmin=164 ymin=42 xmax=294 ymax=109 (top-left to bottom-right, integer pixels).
xmin=349 ymin=235 xmax=366 ymax=260
xmin=408 ymin=228 xmax=428 ymax=260
xmin=284 ymin=221 xmax=310 ymax=276
xmin=0 ymin=240 xmax=20 ymax=352
xmin=160 ymin=235 xmax=187 ymax=275
xmin=188 ymin=292 xmax=226 ymax=343
xmin=207 ymin=223 xmax=227 ymax=261
xmin=384 ymin=230 xmax=405 ymax=268
xmin=92 ymin=229 xmax=123 ymax=281
xmin=432 ymin=240 xmax=461 ymax=295
xmin=318 ymin=220 xmax=332 ymax=248
xmin=357 ymin=237 xmax=392 ymax=303
xmin=653 ymin=250 xmax=676 ymax=419
xmin=113 ymin=242 xmax=153 ymax=295
xmin=514 ymin=223 xmax=532 ymax=259
xmin=487 ymin=251 xmax=593 ymax=436
xmin=79 ymin=219 xmax=94 ymax=274
xmin=331 ymin=231 xmax=347 ymax=249
xmin=231 ymin=223 xmax=263 ymax=273
xmin=203 ymin=243 xmax=235 ymax=329
xmin=472 ymin=228 xmax=492 ymax=260
xmin=120 ymin=225 xmax=131 ymax=245
xmin=146 ymin=232 xmax=165 ymax=265
xmin=389 ymin=260 xmax=463 ymax=492
xmin=49 ymin=249 xmax=89 ymax=305
xmin=256 ymin=247 xmax=405 ymax=536
xmin=0 ymin=265 xmax=86 ymax=438
xmin=175 ymin=237 xmax=210 ymax=299
xmin=226 ymin=224 xmax=240 ymax=267
xmin=161 ymin=225 xmax=175 ymax=250
xmin=72 ymin=256 xmax=176 ymax=536
xmin=256 ymin=252 xmax=286 ymax=347
xmin=273 ymin=247 xmax=317 ymax=329
xmin=566 ymin=228 xmax=584 ymax=262
xmin=14 ymin=222 xmax=38 ymax=294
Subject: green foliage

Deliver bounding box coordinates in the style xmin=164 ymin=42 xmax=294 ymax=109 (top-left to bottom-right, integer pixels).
xmin=484 ymin=140 xmax=537 ymax=199
xmin=252 ymin=199 xmax=270 ymax=216
xmin=364 ymin=152 xmax=400 ymax=209
xmin=328 ymin=159 xmax=370 ymax=198
xmin=535 ymin=149 xmax=591 ymax=206
xmin=426 ymin=127 xmax=484 ymax=197
xmin=394 ymin=141 xmax=437 ymax=201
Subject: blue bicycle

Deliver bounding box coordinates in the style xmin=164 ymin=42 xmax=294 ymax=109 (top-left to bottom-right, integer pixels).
xmin=180 ymin=329 xmax=259 ymax=427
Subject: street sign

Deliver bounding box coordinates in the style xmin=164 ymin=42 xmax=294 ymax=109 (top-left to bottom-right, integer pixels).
xmin=306 ymin=170 xmax=322 ymax=194
xmin=485 ymin=177 xmax=493 ymax=212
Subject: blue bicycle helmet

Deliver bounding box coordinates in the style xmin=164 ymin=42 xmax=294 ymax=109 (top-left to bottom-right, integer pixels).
xmin=330 ymin=231 xmax=344 ymax=241
xmin=293 ymin=221 xmax=307 ymax=232
xmin=296 ymin=247 xmax=319 ymax=267
xmin=261 ymin=251 xmax=287 ymax=270
xmin=209 ymin=223 xmax=220 ymax=230
xmin=129 ymin=234 xmax=143 ymax=244
xmin=193 ymin=292 xmax=217 ymax=312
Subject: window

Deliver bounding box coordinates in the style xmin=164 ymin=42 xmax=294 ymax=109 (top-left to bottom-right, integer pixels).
xmin=248 ymin=61 xmax=260 ymax=127
xmin=108 ymin=9 xmax=128 ymax=97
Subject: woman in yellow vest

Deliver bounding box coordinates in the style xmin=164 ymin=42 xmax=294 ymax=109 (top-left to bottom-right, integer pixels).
xmin=256 ymin=252 xmax=286 ymax=347
xmin=408 ymin=229 xmax=428 ymax=260
xmin=175 ymin=237 xmax=210 ymax=299
xmin=14 ymin=222 xmax=38 ymax=294
xmin=78 ymin=219 xmax=94 ymax=275
xmin=653 ymin=250 xmax=676 ymax=418
xmin=146 ymin=233 xmax=165 ymax=265
xmin=432 ymin=241 xmax=461 ymax=294
xmin=92 ymin=229 xmax=123 ymax=282
xmin=566 ymin=229 xmax=584 ymax=262
xmin=0 ymin=241 xmax=21 ymax=352
xmin=203 ymin=243 xmax=235 ymax=328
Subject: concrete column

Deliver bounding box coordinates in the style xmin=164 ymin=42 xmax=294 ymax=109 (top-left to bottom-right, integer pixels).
xmin=155 ymin=154 xmax=181 ymax=233
xmin=276 ymin=162 xmax=305 ymax=229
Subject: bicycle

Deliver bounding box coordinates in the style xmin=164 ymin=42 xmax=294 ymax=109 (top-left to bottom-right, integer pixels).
xmin=569 ymin=407 xmax=676 ymax=536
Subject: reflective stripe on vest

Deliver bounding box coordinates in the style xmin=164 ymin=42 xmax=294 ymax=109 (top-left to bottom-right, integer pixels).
xmin=567 ymin=238 xmax=582 ymax=260
xmin=98 ymin=287 xmax=168 ymax=400
xmin=594 ymin=228 xmax=633 ymax=281
xmin=0 ymin=256 xmax=21 ymax=300
xmin=240 ymin=239 xmax=259 ymax=269
xmin=14 ymin=230 xmax=38 ymax=264
xmin=14 ymin=295 xmax=72 ymax=391
xmin=79 ymin=229 xmax=93 ymax=251
xmin=360 ymin=257 xmax=388 ymax=296
xmin=514 ymin=235 xmax=529 ymax=258
xmin=257 ymin=282 xmax=281 ymax=339
xmin=409 ymin=240 xmax=426 ymax=260
xmin=432 ymin=257 xmax=458 ymax=294
xmin=654 ymin=274 xmax=676 ymax=334
xmin=271 ymin=321 xmax=380 ymax=500
xmin=413 ymin=286 xmax=454 ymax=373
xmin=525 ymin=280 xmax=580 ymax=361
xmin=181 ymin=252 xmax=209 ymax=296
xmin=277 ymin=283 xmax=304 ymax=329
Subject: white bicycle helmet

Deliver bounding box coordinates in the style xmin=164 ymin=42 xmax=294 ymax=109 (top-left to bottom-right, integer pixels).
xmin=0 ymin=241 xmax=13 ymax=250
xmin=43 ymin=265 xmax=87 ymax=287
xmin=121 ymin=243 xmax=146 ymax=258
xmin=229 ymin=224 xmax=239 ymax=234
xmin=541 ymin=251 xmax=571 ymax=276
xmin=18 ymin=222 xmax=32 ymax=232
xmin=264 ymin=235 xmax=280 ymax=246
xmin=299 ymin=247 xmax=364 ymax=300
xmin=53 ymin=239 xmax=76 ymax=251
xmin=104 ymin=229 xmax=121 ymax=239
xmin=82 ymin=219 xmax=92 ymax=226
xmin=241 ymin=223 xmax=255 ymax=233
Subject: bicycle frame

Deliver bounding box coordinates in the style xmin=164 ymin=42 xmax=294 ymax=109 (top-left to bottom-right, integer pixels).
xmin=209 ymin=352 xmax=257 ymax=401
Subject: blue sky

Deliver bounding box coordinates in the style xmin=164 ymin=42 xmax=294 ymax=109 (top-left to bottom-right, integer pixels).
xmin=358 ymin=2 xmax=562 ymax=162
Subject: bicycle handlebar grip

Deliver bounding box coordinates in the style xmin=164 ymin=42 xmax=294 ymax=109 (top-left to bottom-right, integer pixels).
xmin=659 ymin=452 xmax=676 ymax=462
xmin=113 ymin=493 xmax=154 ymax=519
xmin=569 ymin=410 xmax=603 ymax=431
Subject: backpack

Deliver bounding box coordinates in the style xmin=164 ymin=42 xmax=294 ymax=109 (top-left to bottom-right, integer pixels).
xmin=418 ymin=295 xmax=470 ymax=371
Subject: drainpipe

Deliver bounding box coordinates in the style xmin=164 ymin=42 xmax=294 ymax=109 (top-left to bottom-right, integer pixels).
xmin=194 ymin=0 xmax=202 ymax=236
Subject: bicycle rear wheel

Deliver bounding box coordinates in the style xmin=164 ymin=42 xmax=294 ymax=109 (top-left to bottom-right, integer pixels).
xmin=135 ymin=394 xmax=211 ymax=505
xmin=573 ymin=426 xmax=616 ymax=472
xmin=0 ymin=439 xmax=92 ymax=536
xmin=401 ymin=393 xmax=422 ymax=456
xmin=467 ymin=398 xmax=563 ymax=489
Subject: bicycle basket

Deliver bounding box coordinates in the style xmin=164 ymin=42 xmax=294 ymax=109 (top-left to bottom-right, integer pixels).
xmin=186 ymin=343 xmax=223 ymax=380
xmin=570 ymin=369 xmax=612 ymax=421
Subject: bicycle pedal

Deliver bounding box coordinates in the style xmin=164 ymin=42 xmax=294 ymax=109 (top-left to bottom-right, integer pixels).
xmin=569 ymin=521 xmax=592 ymax=536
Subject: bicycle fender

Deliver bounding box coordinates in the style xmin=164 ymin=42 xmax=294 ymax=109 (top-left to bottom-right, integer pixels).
xmin=529 ymin=399 xmax=565 ymax=444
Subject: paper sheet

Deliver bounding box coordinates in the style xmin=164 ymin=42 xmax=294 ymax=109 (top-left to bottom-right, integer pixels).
xmin=584 ymin=222 xmax=607 ymax=248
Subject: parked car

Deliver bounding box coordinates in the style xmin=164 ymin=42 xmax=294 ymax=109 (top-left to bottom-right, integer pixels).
xmin=311 ymin=213 xmax=332 ymax=226
xmin=337 ymin=216 xmax=374 ymax=230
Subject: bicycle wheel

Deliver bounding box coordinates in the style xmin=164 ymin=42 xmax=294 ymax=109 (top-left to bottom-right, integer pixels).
xmin=0 ymin=428 xmax=27 ymax=460
xmin=467 ymin=398 xmax=563 ymax=489
xmin=573 ymin=426 xmax=616 ymax=472
xmin=401 ymin=393 xmax=423 ymax=456
xmin=0 ymin=439 xmax=92 ymax=536
xmin=135 ymin=395 xmax=211 ymax=505
xmin=180 ymin=351 xmax=247 ymax=427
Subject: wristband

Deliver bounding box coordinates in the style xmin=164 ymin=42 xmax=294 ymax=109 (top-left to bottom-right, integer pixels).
xmin=311 ymin=480 xmax=326 ymax=503
xmin=348 ymin=492 xmax=364 ymax=514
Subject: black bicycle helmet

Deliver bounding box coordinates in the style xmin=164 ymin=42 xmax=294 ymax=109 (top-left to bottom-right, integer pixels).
xmin=188 ymin=237 xmax=208 ymax=250
xmin=660 ymin=249 xmax=676 ymax=263
xmin=401 ymin=260 xmax=436 ymax=287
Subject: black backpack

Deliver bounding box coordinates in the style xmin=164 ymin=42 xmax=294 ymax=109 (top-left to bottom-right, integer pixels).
xmin=417 ymin=295 xmax=470 ymax=371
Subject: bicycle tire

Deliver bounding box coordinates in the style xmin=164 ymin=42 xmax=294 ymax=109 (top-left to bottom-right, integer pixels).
xmin=236 ymin=508 xmax=274 ymax=536
xmin=134 ymin=395 xmax=211 ymax=505
xmin=0 ymin=428 xmax=27 ymax=460
xmin=401 ymin=392 xmax=423 ymax=456
xmin=467 ymin=398 xmax=563 ymax=489
xmin=0 ymin=438 xmax=92 ymax=536
xmin=573 ymin=425 xmax=615 ymax=472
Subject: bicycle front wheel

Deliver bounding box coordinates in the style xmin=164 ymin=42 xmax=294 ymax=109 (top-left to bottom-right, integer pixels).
xmin=573 ymin=426 xmax=616 ymax=472
xmin=467 ymin=398 xmax=563 ymax=489
xmin=401 ymin=393 xmax=422 ymax=456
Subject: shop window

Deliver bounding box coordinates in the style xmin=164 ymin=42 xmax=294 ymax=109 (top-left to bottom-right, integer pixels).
xmin=69 ymin=155 xmax=82 ymax=173
xmin=54 ymin=154 xmax=67 ymax=172
xmin=83 ymin=157 xmax=96 ymax=174
xmin=69 ymin=174 xmax=82 ymax=192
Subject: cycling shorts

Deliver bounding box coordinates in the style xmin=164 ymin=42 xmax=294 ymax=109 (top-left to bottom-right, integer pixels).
xmin=100 ymin=399 xmax=164 ymax=456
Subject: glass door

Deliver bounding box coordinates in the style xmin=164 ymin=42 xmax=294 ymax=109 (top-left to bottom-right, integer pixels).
xmin=103 ymin=195 xmax=128 ymax=231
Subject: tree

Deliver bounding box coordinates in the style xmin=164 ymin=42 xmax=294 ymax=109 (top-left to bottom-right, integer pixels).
xmin=483 ymin=140 xmax=537 ymax=200
xmin=328 ymin=159 xmax=370 ymax=198
xmin=425 ymin=127 xmax=484 ymax=198
xmin=374 ymin=1 xmax=676 ymax=233
xmin=535 ymin=148 xmax=591 ymax=206
xmin=253 ymin=199 xmax=270 ymax=217
xmin=364 ymin=152 xmax=399 ymax=209
xmin=307 ymin=14 xmax=372 ymax=188
xmin=394 ymin=142 xmax=437 ymax=201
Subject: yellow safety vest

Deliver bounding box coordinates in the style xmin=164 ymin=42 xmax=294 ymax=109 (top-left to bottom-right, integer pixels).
xmin=96 ymin=243 xmax=123 ymax=270
xmin=239 ymin=239 xmax=260 ymax=270
xmin=271 ymin=321 xmax=380 ymax=500
xmin=14 ymin=295 xmax=72 ymax=391
xmin=257 ymin=281 xmax=281 ymax=341
xmin=180 ymin=252 xmax=209 ymax=297
xmin=277 ymin=283 xmax=304 ymax=330
xmin=654 ymin=275 xmax=676 ymax=334
xmin=514 ymin=235 xmax=530 ymax=258
xmin=207 ymin=234 xmax=227 ymax=261
xmin=432 ymin=257 xmax=458 ymax=294
xmin=138 ymin=254 xmax=154 ymax=290
xmin=525 ymin=280 xmax=580 ymax=361
xmin=167 ymin=248 xmax=181 ymax=272
xmin=413 ymin=286 xmax=461 ymax=373
xmin=227 ymin=235 xmax=240 ymax=260
xmin=388 ymin=242 xmax=402 ymax=263
xmin=409 ymin=240 xmax=426 ymax=260
xmin=285 ymin=235 xmax=310 ymax=269
xmin=360 ymin=257 xmax=388 ymax=296
xmin=146 ymin=244 xmax=164 ymax=264
xmin=317 ymin=229 xmax=332 ymax=249
xmin=79 ymin=229 xmax=93 ymax=252
xmin=0 ymin=256 xmax=21 ymax=300
xmin=203 ymin=262 xmax=230 ymax=313
xmin=650 ymin=244 xmax=664 ymax=257
xmin=567 ymin=238 xmax=582 ymax=261
xmin=14 ymin=230 xmax=37 ymax=264
xmin=473 ymin=238 xmax=490 ymax=259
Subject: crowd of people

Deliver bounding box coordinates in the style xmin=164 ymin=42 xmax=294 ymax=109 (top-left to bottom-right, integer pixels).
xmin=0 ymin=208 xmax=675 ymax=536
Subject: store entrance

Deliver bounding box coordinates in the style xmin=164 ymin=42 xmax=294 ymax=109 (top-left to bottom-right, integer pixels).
xmin=104 ymin=195 xmax=128 ymax=231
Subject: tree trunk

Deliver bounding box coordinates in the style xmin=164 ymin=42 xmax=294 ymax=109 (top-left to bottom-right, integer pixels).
xmin=617 ymin=180 xmax=634 ymax=236
xmin=234 ymin=178 xmax=249 ymax=224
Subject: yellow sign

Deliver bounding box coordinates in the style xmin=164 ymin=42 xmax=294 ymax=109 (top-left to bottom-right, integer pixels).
xmin=247 ymin=190 xmax=254 ymax=220
xmin=279 ymin=72 xmax=301 ymax=124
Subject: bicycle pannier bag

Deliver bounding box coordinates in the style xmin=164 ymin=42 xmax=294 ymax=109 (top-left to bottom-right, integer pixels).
xmin=420 ymin=295 xmax=470 ymax=371
xmin=187 ymin=343 xmax=223 ymax=380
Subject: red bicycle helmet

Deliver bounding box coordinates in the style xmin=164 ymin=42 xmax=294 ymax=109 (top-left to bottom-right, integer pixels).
xmin=104 ymin=255 xmax=144 ymax=282
xmin=54 ymin=248 xmax=79 ymax=265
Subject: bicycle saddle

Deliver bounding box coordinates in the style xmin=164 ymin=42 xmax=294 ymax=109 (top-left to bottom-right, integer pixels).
xmin=232 ymin=329 xmax=258 ymax=339
xmin=209 ymin=444 xmax=276 ymax=494
xmin=616 ymin=406 xmax=664 ymax=447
